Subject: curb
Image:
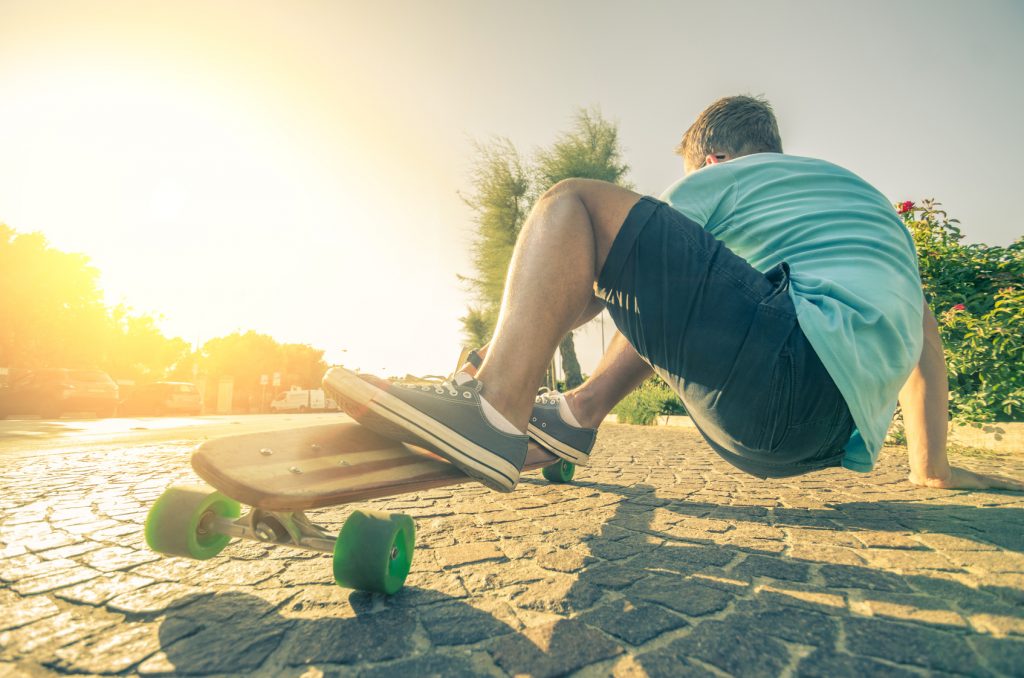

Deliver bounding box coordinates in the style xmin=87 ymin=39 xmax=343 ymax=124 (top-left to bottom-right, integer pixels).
xmin=604 ymin=415 xmax=1024 ymax=453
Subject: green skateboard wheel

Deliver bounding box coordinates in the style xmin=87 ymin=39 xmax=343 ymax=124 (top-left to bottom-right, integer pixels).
xmin=542 ymin=459 xmax=575 ymax=483
xmin=333 ymin=510 xmax=414 ymax=594
xmin=145 ymin=485 xmax=240 ymax=560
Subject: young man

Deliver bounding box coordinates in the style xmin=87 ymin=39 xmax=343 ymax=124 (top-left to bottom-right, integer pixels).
xmin=324 ymin=96 xmax=1023 ymax=493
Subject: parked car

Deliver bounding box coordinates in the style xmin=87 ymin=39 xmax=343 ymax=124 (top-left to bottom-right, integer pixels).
xmin=270 ymin=388 xmax=338 ymax=413
xmin=119 ymin=382 xmax=202 ymax=416
xmin=0 ymin=368 xmax=119 ymax=418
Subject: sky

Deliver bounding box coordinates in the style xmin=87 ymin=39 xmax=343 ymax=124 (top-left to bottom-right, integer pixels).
xmin=1 ymin=0 xmax=1022 ymax=378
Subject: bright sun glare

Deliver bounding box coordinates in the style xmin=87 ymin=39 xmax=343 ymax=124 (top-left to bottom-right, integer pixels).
xmin=0 ymin=3 xmax=469 ymax=377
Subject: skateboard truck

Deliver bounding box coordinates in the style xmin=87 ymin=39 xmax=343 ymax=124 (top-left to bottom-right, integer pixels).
xmin=206 ymin=508 xmax=337 ymax=553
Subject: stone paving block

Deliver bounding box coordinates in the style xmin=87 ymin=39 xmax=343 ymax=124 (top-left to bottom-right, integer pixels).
xmin=945 ymin=549 xmax=1024 ymax=573
xmin=279 ymin=585 xmax=356 ymax=620
xmin=820 ymin=563 xmax=914 ymax=592
xmin=355 ymin=651 xmax=488 ymax=678
xmin=0 ymin=608 xmax=121 ymax=659
xmin=128 ymin=557 xmax=219 ymax=583
xmin=278 ymin=556 xmax=336 ymax=586
xmin=637 ymin=542 xmax=737 ymax=573
xmin=583 ymin=562 xmax=649 ymax=590
xmin=21 ymin=531 xmax=80 ymax=553
xmin=753 ymin=581 xmax=849 ymax=613
xmin=863 ymin=547 xmax=960 ymax=572
xmin=418 ymin=599 xmax=519 ymax=646
xmin=47 ymin=618 xmax=196 ymax=674
xmin=0 ymin=544 xmax=27 ymax=560
xmin=434 ymin=542 xmax=506 ymax=568
xmin=0 ymin=661 xmax=35 ymax=678
xmin=729 ymin=601 xmax=840 ymax=647
xmin=55 ymin=571 xmax=157 ymax=606
xmin=843 ymin=615 xmax=986 ymax=674
xmin=536 ymin=546 xmax=595 ymax=573
xmin=0 ymin=555 xmax=79 ymax=584
xmin=61 ymin=519 xmax=120 ymax=536
xmin=579 ymin=597 xmax=688 ymax=646
xmin=36 ymin=540 xmax=104 ymax=561
xmin=90 ymin=523 xmax=140 ymax=541
xmin=10 ymin=564 xmax=101 ymax=595
xmin=968 ymin=634 xmax=1024 ymax=676
xmin=968 ymin=612 xmax=1024 ymax=637
xmin=80 ymin=545 xmax=160 ymax=572
xmin=656 ymin=619 xmax=791 ymax=678
xmin=458 ymin=560 xmax=549 ymax=595
xmin=281 ymin=610 xmax=417 ymax=666
xmin=855 ymin=531 xmax=931 ymax=550
xmin=186 ymin=558 xmax=285 ymax=587
xmin=787 ymin=543 xmax=866 ymax=566
xmin=511 ymin=574 xmax=604 ymax=615
xmin=0 ymin=596 xmax=59 ymax=632
xmin=107 ymin=582 xmax=212 ymax=614
xmin=139 ymin=621 xmax=286 ymax=675
xmin=730 ymin=554 xmax=810 ymax=583
xmin=389 ymin=570 xmax=470 ymax=607
xmin=489 ymin=618 xmax=622 ymax=678
xmin=860 ymin=592 xmax=968 ymax=628
xmin=627 ymin=648 xmax=722 ymax=677
xmin=796 ymin=648 xmax=922 ymax=677
xmin=627 ymin=575 xmax=734 ymax=617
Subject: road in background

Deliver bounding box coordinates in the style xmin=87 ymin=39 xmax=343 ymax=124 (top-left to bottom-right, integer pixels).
xmin=0 ymin=413 xmax=348 ymax=459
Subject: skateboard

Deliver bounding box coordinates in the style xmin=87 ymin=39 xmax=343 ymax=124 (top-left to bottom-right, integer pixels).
xmin=144 ymin=421 xmax=576 ymax=594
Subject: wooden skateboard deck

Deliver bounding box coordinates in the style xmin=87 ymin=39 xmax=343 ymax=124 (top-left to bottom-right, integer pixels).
xmin=192 ymin=421 xmax=560 ymax=511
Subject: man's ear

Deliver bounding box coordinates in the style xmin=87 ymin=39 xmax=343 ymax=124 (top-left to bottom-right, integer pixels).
xmin=705 ymin=153 xmax=728 ymax=166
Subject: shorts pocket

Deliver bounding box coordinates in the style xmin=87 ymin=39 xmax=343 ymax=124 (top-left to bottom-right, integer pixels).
xmin=756 ymin=350 xmax=795 ymax=452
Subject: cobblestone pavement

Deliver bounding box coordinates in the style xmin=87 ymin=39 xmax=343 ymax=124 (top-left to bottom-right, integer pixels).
xmin=2 ymin=424 xmax=1023 ymax=677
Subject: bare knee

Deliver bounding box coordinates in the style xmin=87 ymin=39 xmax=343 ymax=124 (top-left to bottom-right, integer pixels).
xmin=542 ymin=178 xmax=599 ymax=202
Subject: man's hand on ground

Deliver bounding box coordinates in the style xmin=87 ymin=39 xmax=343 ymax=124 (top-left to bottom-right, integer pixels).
xmin=908 ymin=466 xmax=1024 ymax=491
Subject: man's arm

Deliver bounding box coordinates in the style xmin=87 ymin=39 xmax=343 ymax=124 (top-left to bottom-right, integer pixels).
xmin=899 ymin=298 xmax=1024 ymax=490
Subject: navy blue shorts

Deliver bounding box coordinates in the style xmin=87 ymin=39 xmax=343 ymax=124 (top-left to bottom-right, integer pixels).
xmin=596 ymin=196 xmax=855 ymax=479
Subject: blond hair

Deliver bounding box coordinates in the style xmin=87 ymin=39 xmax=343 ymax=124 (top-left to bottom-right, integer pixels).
xmin=677 ymin=95 xmax=783 ymax=169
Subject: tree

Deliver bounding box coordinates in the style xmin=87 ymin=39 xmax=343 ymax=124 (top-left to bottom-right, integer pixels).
xmin=0 ymin=224 xmax=187 ymax=379
xmin=459 ymin=108 xmax=631 ymax=389
xmin=0 ymin=224 xmax=108 ymax=368
xmin=197 ymin=331 xmax=328 ymax=412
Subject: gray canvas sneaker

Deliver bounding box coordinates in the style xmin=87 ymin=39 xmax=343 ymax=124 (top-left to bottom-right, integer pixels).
xmin=322 ymin=366 xmax=527 ymax=492
xmin=459 ymin=349 xmax=597 ymax=465
xmin=528 ymin=391 xmax=597 ymax=465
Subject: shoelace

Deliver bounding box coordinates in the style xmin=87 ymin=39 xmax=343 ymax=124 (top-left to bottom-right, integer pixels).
xmin=399 ymin=377 xmax=471 ymax=398
xmin=535 ymin=391 xmax=562 ymax=406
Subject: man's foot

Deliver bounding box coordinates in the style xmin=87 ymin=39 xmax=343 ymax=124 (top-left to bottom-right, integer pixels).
xmin=322 ymin=366 xmax=527 ymax=492
xmin=459 ymin=348 xmax=597 ymax=465
xmin=529 ymin=391 xmax=597 ymax=465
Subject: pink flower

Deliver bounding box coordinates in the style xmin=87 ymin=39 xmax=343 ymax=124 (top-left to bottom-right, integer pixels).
xmin=951 ymin=304 xmax=966 ymax=312
xmin=897 ymin=201 xmax=915 ymax=215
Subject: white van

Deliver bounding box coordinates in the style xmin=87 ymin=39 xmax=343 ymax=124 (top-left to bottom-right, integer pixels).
xmin=270 ymin=388 xmax=338 ymax=413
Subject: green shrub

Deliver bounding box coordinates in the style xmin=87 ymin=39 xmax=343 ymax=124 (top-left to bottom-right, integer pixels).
xmin=612 ymin=376 xmax=686 ymax=425
xmin=899 ymin=200 xmax=1024 ymax=422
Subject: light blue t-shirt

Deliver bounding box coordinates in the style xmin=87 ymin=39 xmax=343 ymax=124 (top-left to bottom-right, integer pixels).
xmin=660 ymin=153 xmax=924 ymax=472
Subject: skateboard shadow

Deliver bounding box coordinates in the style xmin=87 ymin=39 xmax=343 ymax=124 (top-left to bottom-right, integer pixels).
xmin=153 ymin=480 xmax=1024 ymax=675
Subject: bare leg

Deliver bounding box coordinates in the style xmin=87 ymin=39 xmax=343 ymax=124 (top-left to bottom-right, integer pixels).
xmin=564 ymin=330 xmax=652 ymax=428
xmin=475 ymin=179 xmax=642 ymax=429
xmin=463 ymin=328 xmax=652 ymax=430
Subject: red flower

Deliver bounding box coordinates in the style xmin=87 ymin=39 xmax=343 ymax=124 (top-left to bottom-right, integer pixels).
xmin=951 ymin=304 xmax=966 ymax=311
xmin=897 ymin=201 xmax=915 ymax=215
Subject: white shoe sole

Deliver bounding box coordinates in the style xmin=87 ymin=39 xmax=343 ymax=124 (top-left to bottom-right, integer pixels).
xmin=323 ymin=367 xmax=521 ymax=492
xmin=527 ymin=424 xmax=590 ymax=465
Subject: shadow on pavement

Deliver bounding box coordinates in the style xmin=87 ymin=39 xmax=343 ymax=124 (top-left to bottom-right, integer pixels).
xmin=154 ymin=481 xmax=1024 ymax=676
